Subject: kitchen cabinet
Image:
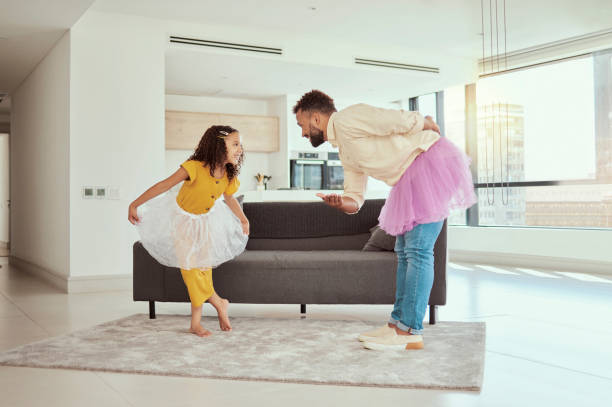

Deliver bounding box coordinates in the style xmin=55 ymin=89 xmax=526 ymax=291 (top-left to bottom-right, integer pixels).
xmin=165 ymin=110 xmax=279 ymax=152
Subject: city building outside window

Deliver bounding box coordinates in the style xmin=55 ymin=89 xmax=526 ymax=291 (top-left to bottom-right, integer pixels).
xmin=434 ymin=50 xmax=612 ymax=229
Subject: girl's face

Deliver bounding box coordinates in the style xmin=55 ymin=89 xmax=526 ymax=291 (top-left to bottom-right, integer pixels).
xmin=224 ymin=132 xmax=243 ymax=165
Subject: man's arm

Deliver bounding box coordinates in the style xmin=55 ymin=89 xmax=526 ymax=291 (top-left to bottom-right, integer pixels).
xmin=340 ymin=104 xmax=440 ymax=137
xmin=316 ymin=193 xmax=359 ymax=214
xmin=317 ymin=165 xmax=367 ymax=214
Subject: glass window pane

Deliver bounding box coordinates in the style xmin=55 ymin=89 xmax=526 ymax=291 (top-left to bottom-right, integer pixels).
xmin=477 ymin=185 xmax=612 ymax=227
xmin=448 ymin=208 xmax=467 ymax=226
xmin=418 ymin=93 xmax=437 ymax=122
xmin=477 ymin=187 xmax=527 ymax=226
xmin=476 ymin=57 xmax=596 ymax=183
xmin=443 ymin=85 xmax=467 ymax=154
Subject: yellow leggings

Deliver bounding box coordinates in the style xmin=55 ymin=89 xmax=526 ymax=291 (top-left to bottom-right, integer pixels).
xmin=180 ymin=268 xmax=214 ymax=307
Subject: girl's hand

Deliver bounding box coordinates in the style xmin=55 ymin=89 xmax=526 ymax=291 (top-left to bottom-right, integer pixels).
xmin=241 ymin=219 xmax=250 ymax=235
xmin=128 ymin=203 xmax=140 ymax=224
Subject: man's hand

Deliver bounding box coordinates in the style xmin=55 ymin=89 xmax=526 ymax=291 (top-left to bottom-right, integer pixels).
xmin=316 ymin=193 xmax=344 ymax=208
xmin=423 ymin=115 xmax=440 ymax=134
xmin=316 ymin=193 xmax=359 ymax=214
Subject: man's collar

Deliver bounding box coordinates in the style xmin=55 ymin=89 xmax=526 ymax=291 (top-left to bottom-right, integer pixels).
xmin=326 ymin=112 xmax=338 ymax=147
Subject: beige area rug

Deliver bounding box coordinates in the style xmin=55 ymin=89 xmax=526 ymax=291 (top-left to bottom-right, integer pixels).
xmin=0 ymin=314 xmax=485 ymax=390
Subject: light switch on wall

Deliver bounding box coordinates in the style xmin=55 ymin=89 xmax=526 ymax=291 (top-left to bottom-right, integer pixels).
xmin=82 ymin=186 xmax=120 ymax=199
xmin=82 ymin=186 xmax=94 ymax=199
xmin=95 ymin=187 xmax=106 ymax=199
xmin=107 ymin=187 xmax=120 ymax=200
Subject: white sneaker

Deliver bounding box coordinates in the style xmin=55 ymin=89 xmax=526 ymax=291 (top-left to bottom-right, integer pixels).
xmin=358 ymin=325 xmax=395 ymax=342
xmin=362 ymin=332 xmax=424 ymax=350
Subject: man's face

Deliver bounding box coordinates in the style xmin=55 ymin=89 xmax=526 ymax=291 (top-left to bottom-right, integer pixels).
xmin=296 ymin=110 xmax=325 ymax=148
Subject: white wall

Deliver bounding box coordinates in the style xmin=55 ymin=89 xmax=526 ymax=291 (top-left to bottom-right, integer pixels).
xmin=10 ymin=32 xmax=70 ymax=276
xmin=0 ymin=133 xmax=9 ymax=243
xmin=164 ymin=94 xmax=271 ymax=193
xmin=69 ymin=11 xmax=166 ymax=279
xmin=267 ymin=95 xmax=290 ymax=189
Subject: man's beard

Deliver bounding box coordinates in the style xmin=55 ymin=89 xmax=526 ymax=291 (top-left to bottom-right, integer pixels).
xmin=309 ymin=127 xmax=325 ymax=148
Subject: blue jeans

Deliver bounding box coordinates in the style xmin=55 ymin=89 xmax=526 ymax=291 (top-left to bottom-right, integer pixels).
xmin=389 ymin=220 xmax=444 ymax=335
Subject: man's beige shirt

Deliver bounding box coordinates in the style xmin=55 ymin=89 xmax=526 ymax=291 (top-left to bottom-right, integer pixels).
xmin=326 ymin=103 xmax=440 ymax=209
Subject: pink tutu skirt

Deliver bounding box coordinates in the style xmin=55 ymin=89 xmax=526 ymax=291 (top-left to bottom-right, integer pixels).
xmin=378 ymin=137 xmax=477 ymax=236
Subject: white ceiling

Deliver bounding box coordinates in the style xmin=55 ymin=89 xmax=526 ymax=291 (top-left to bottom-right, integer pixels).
xmin=92 ymin=0 xmax=612 ymax=56
xmin=0 ymin=0 xmax=95 ymax=94
xmin=97 ymin=0 xmax=612 ymax=101
xmin=165 ymin=46 xmax=452 ymax=102
xmin=2 ymin=0 xmax=612 ymax=106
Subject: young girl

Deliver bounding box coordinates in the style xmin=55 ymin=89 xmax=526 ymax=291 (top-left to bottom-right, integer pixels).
xmin=128 ymin=125 xmax=249 ymax=337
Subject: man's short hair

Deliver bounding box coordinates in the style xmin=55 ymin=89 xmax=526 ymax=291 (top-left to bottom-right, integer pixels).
xmin=293 ymin=90 xmax=337 ymax=114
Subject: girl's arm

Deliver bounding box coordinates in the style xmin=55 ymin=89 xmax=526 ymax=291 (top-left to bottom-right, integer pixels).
xmin=224 ymin=193 xmax=249 ymax=235
xmin=128 ymin=167 xmax=189 ymax=224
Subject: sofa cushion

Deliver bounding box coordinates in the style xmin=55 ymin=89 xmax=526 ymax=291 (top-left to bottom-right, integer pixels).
xmin=363 ymin=225 xmax=396 ymax=251
xmin=243 ymin=199 xmax=385 ymax=239
xmin=216 ymin=250 xmax=396 ymax=272
xmin=246 ymin=233 xmax=371 ymax=251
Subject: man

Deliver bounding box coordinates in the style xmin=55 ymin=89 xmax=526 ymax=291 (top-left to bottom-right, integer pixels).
xmin=293 ymin=90 xmax=475 ymax=350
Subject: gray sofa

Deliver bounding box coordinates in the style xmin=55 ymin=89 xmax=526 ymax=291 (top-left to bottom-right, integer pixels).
xmin=133 ymin=199 xmax=447 ymax=323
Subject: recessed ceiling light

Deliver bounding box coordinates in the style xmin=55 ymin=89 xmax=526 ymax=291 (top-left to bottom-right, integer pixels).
xmin=308 ymin=6 xmax=317 ymax=11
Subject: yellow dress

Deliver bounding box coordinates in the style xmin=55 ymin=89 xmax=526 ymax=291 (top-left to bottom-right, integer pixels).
xmin=177 ymin=160 xmax=240 ymax=215
xmin=177 ymin=161 xmax=239 ymax=306
xmin=136 ymin=160 xmax=247 ymax=307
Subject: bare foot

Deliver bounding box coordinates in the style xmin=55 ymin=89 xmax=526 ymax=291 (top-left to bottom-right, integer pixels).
xmin=214 ymin=298 xmax=232 ymax=331
xmin=207 ymin=293 xmax=232 ymax=331
xmin=217 ymin=298 xmax=232 ymax=331
xmin=190 ymin=324 xmax=212 ymax=337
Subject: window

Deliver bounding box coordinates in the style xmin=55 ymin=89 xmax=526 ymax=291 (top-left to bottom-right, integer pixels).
xmin=441 ymin=85 xmax=469 ymax=225
xmin=416 ymin=92 xmax=437 ymax=122
xmin=476 ymin=57 xmax=595 ymax=183
xmin=437 ymin=50 xmax=612 ymax=228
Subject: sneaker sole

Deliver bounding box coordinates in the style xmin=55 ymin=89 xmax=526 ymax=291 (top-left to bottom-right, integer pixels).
xmin=358 ymin=330 xmax=395 ymax=342
xmin=362 ymin=340 xmax=424 ymax=351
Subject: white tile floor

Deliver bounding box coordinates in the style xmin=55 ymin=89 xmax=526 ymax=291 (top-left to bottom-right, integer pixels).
xmin=1 ymin=255 xmax=611 ymax=407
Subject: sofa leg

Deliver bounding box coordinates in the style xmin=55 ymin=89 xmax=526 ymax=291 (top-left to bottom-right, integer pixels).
xmin=149 ymin=301 xmax=156 ymax=319
xmin=300 ymin=304 xmax=306 ymax=314
xmin=429 ymin=305 xmax=437 ymax=325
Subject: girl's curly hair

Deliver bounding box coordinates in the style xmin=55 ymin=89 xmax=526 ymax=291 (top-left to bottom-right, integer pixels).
xmin=188 ymin=125 xmax=243 ymax=181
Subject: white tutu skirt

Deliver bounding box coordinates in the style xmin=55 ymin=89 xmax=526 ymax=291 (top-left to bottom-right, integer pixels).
xmin=136 ymin=187 xmax=248 ymax=270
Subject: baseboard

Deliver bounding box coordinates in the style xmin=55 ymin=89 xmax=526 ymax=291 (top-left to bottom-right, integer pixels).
xmin=9 ymin=256 xmax=132 ymax=293
xmin=449 ymin=250 xmax=612 ymax=275
xmin=67 ymin=273 xmax=132 ymax=293
xmin=9 ymin=256 xmax=68 ymax=292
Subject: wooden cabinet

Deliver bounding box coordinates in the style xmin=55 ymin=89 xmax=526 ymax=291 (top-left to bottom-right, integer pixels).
xmin=165 ymin=110 xmax=279 ymax=152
